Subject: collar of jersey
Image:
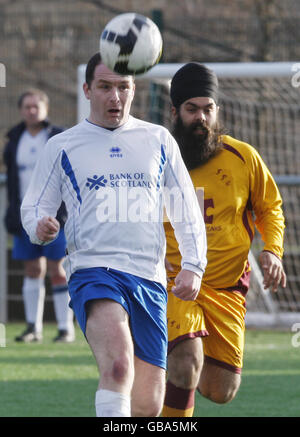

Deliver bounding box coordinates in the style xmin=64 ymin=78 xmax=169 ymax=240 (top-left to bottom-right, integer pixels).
xmin=84 ymin=116 xmax=133 ymax=134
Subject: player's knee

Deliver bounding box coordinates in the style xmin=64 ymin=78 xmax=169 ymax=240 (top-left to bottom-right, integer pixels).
xmin=168 ymin=350 xmax=201 ymax=389
xmin=49 ymin=273 xmax=67 ymax=286
xmin=133 ymin=402 xmax=161 ymax=417
xmin=25 ymin=265 xmax=44 ymax=278
xmin=47 ymin=263 xmax=66 ymax=285
xmin=200 ymin=381 xmax=240 ymax=404
xmin=132 ymin=393 xmax=163 ymax=417
xmin=203 ymin=390 xmax=233 ymax=404
xmin=111 ymin=355 xmax=131 ymax=385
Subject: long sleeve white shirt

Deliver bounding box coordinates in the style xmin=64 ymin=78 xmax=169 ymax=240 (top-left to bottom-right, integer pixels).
xmin=21 ymin=116 xmax=207 ymax=287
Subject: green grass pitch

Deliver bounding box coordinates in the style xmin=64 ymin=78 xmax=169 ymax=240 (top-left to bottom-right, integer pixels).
xmin=0 ymin=324 xmax=299 ymax=417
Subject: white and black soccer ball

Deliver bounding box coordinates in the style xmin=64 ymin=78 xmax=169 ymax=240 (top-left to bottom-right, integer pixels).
xmin=99 ymin=13 xmax=163 ymax=75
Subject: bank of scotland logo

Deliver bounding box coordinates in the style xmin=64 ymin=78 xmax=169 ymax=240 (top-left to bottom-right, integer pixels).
xmin=86 ymin=174 xmax=107 ymax=191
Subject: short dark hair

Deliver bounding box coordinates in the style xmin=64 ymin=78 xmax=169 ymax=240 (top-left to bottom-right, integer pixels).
xmin=85 ymin=52 xmax=102 ymax=88
xmin=18 ymin=88 xmax=49 ymax=109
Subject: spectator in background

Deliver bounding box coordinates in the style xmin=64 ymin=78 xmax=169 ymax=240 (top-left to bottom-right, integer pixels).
xmin=3 ymin=88 xmax=75 ymax=343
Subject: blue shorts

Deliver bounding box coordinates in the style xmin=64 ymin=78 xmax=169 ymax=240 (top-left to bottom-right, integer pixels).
xmin=12 ymin=228 xmax=66 ymax=261
xmin=68 ymin=267 xmax=168 ymax=369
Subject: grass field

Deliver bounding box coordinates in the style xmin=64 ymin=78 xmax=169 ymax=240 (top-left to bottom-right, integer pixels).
xmin=0 ymin=324 xmax=299 ymax=417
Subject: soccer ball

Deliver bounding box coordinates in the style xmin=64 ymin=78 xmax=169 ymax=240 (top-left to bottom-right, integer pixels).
xmin=99 ymin=13 xmax=163 ymax=75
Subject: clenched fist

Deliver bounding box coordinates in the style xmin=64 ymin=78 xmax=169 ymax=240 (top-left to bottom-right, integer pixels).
xmin=36 ymin=216 xmax=60 ymax=243
xmin=171 ymin=269 xmax=201 ymax=301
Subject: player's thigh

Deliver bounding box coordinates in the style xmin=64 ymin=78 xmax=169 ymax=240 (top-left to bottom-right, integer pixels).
xmin=86 ymin=299 xmax=135 ymax=386
xmin=131 ymin=356 xmax=166 ymax=417
xmin=168 ymin=337 xmax=203 ymax=388
xmin=198 ymin=360 xmax=241 ymax=404
xmin=167 ymin=284 xmax=208 ymax=351
xmin=199 ymin=287 xmax=245 ymax=403
xmin=24 ymin=257 xmax=47 ymax=278
xmin=201 ymin=287 xmax=245 ymax=372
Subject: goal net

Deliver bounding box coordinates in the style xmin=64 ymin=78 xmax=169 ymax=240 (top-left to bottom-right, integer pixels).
xmin=77 ymin=62 xmax=300 ymax=328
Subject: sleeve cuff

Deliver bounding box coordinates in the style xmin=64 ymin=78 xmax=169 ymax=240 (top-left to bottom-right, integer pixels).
xmin=181 ymin=262 xmax=204 ymax=279
xmin=262 ymin=249 xmax=282 ymax=261
xmin=26 ymin=221 xmax=58 ymax=246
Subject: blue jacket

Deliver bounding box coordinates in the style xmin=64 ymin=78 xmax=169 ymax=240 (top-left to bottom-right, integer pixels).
xmin=3 ymin=120 xmax=67 ymax=235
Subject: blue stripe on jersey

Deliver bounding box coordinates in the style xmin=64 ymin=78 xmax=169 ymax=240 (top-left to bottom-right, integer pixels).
xmin=156 ymin=144 xmax=167 ymax=190
xmin=61 ymin=150 xmax=82 ymax=204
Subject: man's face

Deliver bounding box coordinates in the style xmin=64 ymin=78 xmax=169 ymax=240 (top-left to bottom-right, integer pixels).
xmin=83 ymin=63 xmax=135 ymax=128
xmin=20 ymin=95 xmax=48 ymax=128
xmin=172 ymin=96 xmax=223 ymax=170
xmin=174 ymin=96 xmax=218 ymax=134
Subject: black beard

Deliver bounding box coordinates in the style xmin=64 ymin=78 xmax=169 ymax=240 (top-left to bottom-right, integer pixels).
xmin=172 ymin=116 xmax=225 ymax=170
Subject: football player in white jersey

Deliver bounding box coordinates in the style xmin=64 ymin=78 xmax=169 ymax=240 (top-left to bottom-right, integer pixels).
xmin=21 ymin=53 xmax=207 ymax=417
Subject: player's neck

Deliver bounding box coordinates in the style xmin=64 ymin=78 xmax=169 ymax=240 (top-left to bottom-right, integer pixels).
xmin=87 ymin=112 xmax=130 ymax=131
xmin=26 ymin=123 xmax=45 ymax=137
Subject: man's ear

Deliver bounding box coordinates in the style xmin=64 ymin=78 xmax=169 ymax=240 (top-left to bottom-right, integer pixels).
xmin=171 ymin=106 xmax=178 ymax=120
xmin=131 ymin=81 xmax=136 ymax=98
xmin=83 ymin=82 xmax=90 ymax=100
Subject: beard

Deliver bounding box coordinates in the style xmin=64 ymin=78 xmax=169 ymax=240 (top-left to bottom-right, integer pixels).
xmin=172 ymin=115 xmax=226 ymax=170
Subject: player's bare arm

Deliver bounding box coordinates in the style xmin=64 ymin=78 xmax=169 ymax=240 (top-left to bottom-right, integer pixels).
xmin=259 ymin=251 xmax=287 ymax=293
xmin=36 ymin=216 xmax=60 ymax=242
xmin=171 ymin=269 xmax=201 ymax=301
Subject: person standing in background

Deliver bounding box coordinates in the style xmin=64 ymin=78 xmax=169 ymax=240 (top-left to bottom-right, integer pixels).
xmin=3 ymin=89 xmax=75 ymax=343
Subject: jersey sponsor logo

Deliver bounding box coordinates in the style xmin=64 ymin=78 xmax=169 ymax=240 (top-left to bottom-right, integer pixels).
xmin=86 ymin=172 xmax=153 ymax=189
xmin=86 ymin=174 xmax=108 ymax=191
xmin=206 ymin=225 xmax=222 ymax=231
xmin=86 ymin=172 xmax=153 ymax=192
xmin=109 ymin=172 xmax=152 ymax=188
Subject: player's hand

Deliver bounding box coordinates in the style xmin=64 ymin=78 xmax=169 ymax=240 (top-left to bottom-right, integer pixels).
xmin=171 ymin=269 xmax=201 ymax=301
xmin=36 ymin=216 xmax=60 ymax=242
xmin=259 ymin=251 xmax=286 ymax=292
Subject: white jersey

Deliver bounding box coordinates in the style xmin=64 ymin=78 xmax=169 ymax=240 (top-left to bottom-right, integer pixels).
xmin=17 ymin=128 xmax=48 ymax=200
xmin=21 ymin=116 xmax=207 ymax=286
